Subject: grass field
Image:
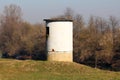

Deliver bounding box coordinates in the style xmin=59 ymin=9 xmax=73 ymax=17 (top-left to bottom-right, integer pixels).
xmin=0 ymin=59 xmax=120 ymax=80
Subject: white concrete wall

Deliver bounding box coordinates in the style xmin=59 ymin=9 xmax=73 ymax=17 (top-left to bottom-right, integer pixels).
xmin=46 ymin=21 xmax=73 ymax=52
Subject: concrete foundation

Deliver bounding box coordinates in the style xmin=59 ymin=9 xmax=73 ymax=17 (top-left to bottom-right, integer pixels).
xmin=47 ymin=51 xmax=73 ymax=62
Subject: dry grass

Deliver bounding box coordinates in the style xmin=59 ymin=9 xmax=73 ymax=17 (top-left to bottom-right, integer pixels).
xmin=0 ymin=59 xmax=120 ymax=80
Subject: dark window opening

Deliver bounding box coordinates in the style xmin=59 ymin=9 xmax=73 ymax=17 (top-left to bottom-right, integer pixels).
xmin=46 ymin=27 xmax=49 ymax=35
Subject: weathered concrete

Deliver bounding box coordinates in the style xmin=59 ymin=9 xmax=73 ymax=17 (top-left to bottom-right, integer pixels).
xmin=47 ymin=51 xmax=73 ymax=62
xmin=44 ymin=19 xmax=73 ymax=62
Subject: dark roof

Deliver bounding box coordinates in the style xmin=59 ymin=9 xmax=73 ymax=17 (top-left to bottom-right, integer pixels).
xmin=44 ymin=19 xmax=73 ymax=22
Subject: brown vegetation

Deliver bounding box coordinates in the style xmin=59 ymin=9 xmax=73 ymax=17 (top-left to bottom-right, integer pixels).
xmin=0 ymin=5 xmax=120 ymax=71
xmin=0 ymin=4 xmax=46 ymax=60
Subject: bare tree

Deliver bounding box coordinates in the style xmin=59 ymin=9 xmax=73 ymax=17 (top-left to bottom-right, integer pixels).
xmin=109 ymin=16 xmax=119 ymax=49
xmin=0 ymin=4 xmax=22 ymax=55
xmin=64 ymin=8 xmax=74 ymax=20
xmin=74 ymin=14 xmax=84 ymax=32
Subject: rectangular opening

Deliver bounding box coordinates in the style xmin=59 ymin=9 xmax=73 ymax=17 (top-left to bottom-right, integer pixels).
xmin=46 ymin=27 xmax=49 ymax=35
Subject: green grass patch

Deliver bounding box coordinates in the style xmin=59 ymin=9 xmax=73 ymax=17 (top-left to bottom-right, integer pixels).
xmin=0 ymin=59 xmax=120 ymax=80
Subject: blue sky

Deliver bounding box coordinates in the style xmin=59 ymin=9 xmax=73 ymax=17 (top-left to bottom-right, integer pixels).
xmin=0 ymin=0 xmax=120 ymax=23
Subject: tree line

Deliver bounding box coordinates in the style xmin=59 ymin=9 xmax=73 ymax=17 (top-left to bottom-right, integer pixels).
xmin=0 ymin=5 xmax=120 ymax=71
xmin=60 ymin=8 xmax=120 ymax=71
xmin=0 ymin=4 xmax=46 ymax=60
